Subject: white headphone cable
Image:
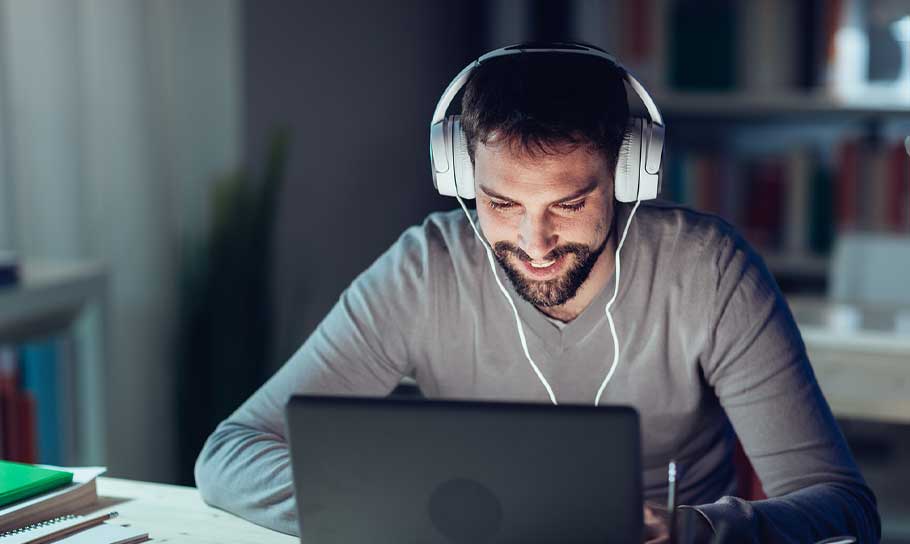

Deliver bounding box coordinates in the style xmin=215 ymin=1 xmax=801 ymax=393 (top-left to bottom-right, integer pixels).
xmin=594 ymin=195 xmax=642 ymax=406
xmin=456 ymin=193 xmax=642 ymax=407
xmin=455 ymin=194 xmax=558 ymax=405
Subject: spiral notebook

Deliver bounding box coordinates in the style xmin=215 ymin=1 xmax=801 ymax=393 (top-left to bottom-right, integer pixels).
xmin=0 ymin=514 xmax=148 ymax=544
xmin=0 ymin=467 xmax=104 ymax=534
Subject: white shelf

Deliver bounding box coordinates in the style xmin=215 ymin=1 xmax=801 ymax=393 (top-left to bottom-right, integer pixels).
xmin=0 ymin=260 xmax=106 ymax=341
xmin=652 ymin=90 xmax=910 ymax=118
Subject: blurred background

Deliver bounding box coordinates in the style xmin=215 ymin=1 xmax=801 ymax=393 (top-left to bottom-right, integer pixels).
xmin=0 ymin=0 xmax=908 ymax=540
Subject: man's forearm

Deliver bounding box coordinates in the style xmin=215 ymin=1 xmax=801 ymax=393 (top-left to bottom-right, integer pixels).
xmin=195 ymin=420 xmax=299 ymax=536
xmin=694 ymin=482 xmax=880 ymax=543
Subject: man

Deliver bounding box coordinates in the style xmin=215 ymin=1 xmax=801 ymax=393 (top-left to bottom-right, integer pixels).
xmin=195 ymin=47 xmax=880 ymax=542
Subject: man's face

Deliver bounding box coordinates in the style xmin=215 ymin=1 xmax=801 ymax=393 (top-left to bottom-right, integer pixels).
xmin=474 ymin=140 xmax=614 ymax=309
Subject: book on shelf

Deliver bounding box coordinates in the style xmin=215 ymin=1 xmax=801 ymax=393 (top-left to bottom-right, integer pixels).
xmin=784 ymin=149 xmax=812 ymax=255
xmin=808 ymin=158 xmax=836 ymax=255
xmin=572 ymin=0 xmax=667 ymax=89
xmin=19 ymin=341 xmax=63 ymax=466
xmin=0 ymin=253 xmax=18 ymax=288
xmin=573 ymin=0 xmax=910 ymax=101
xmin=662 ymin=136 xmax=909 ymax=265
xmin=1 ymin=334 xmax=77 ymax=467
xmin=835 ymin=138 xmax=910 ymax=233
xmin=0 ymin=348 xmax=36 ymax=464
xmin=668 ymin=0 xmax=737 ymax=91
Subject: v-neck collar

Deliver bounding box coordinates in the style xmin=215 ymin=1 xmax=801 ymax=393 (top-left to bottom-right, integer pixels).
xmin=483 ymin=203 xmax=640 ymax=355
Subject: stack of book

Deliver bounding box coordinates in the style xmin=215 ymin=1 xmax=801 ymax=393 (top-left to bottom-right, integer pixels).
xmin=0 ymin=462 xmax=148 ymax=543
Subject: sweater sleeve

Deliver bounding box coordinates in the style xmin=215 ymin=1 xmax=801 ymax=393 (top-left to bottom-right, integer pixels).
xmin=693 ymin=234 xmax=881 ymax=542
xmin=194 ymin=225 xmax=430 ymax=535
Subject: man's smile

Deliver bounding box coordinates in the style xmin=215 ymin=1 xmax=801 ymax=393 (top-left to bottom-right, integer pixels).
xmin=517 ymin=253 xmax=569 ymax=280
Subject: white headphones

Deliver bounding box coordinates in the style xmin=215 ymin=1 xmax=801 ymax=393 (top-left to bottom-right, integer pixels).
xmin=429 ymin=42 xmax=666 ymax=203
xmin=428 ymin=43 xmax=667 ymax=406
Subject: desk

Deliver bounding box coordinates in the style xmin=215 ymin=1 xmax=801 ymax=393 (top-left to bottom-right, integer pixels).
xmin=87 ymin=477 xmax=295 ymax=543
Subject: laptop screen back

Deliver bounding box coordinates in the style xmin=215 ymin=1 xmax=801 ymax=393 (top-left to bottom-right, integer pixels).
xmin=286 ymin=395 xmax=642 ymax=543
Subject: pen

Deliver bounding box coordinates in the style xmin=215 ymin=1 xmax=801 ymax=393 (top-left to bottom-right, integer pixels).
xmin=667 ymin=459 xmax=677 ymax=544
xmin=24 ymin=511 xmax=119 ymax=544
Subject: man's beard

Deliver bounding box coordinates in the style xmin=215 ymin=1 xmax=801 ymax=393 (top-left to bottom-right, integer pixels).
xmin=493 ymin=232 xmax=610 ymax=308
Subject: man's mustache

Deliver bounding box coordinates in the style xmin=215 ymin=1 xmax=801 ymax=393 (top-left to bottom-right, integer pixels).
xmin=492 ymin=241 xmax=588 ymax=263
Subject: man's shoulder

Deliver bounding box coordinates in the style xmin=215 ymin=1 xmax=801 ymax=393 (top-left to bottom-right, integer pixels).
xmin=634 ymin=200 xmax=744 ymax=253
xmin=627 ymin=200 xmax=762 ymax=280
xmin=396 ymin=209 xmax=468 ymax=250
xmin=419 ymin=209 xmax=476 ymax=241
xmin=392 ymin=209 xmax=484 ymax=270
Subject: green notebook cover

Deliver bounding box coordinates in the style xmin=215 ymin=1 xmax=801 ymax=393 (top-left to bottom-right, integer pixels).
xmin=0 ymin=461 xmax=73 ymax=507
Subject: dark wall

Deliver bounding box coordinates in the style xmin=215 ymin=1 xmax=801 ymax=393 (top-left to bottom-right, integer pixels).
xmin=243 ymin=1 xmax=485 ymax=369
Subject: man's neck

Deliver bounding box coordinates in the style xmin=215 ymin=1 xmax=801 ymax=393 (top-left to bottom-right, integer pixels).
xmin=536 ymin=232 xmax=618 ymax=323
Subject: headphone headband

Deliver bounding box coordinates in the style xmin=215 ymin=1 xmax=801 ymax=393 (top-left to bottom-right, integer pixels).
xmin=430 ymin=42 xmax=666 ymax=202
xmin=431 ymin=43 xmax=664 ymax=128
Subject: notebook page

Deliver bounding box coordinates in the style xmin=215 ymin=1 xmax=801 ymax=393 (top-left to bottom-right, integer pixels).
xmin=55 ymin=523 xmax=148 ymax=544
xmin=0 ymin=515 xmax=85 ymax=544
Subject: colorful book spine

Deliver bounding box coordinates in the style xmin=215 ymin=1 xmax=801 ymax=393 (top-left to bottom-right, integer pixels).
xmin=0 ymin=346 xmax=38 ymax=464
xmin=886 ymin=142 xmax=910 ymax=231
xmin=0 ymin=347 xmax=11 ymax=458
xmin=19 ymin=339 xmax=62 ymax=465
xmin=0 ymin=254 xmax=18 ymax=288
xmin=809 ymin=157 xmax=835 ymax=254
xmin=0 ymin=346 xmax=22 ymax=461
xmin=668 ymin=0 xmax=737 ymax=91
xmin=661 ymin=141 xmax=910 ymax=258
xmin=784 ymin=149 xmax=811 ymax=255
xmin=835 ymin=140 xmax=860 ymax=231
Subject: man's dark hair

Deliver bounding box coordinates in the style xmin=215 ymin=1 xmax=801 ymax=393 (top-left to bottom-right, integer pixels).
xmin=460 ymin=52 xmax=630 ymax=172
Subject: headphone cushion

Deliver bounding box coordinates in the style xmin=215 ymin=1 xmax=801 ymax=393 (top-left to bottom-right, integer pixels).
xmin=614 ymin=119 xmax=643 ymax=203
xmin=451 ymin=117 xmax=476 ymax=199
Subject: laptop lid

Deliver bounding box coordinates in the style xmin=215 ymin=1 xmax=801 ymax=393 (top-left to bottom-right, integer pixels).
xmin=286 ymin=395 xmax=642 ymax=544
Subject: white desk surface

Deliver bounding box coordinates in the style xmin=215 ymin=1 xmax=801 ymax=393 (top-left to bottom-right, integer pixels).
xmin=89 ymin=477 xmax=296 ymax=543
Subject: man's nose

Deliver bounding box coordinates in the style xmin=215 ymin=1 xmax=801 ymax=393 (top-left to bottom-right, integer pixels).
xmin=517 ymin=214 xmax=557 ymax=260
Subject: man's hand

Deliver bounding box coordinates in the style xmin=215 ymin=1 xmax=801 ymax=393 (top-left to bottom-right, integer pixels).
xmin=643 ymin=502 xmax=671 ymax=543
xmin=643 ymin=502 xmax=715 ymax=543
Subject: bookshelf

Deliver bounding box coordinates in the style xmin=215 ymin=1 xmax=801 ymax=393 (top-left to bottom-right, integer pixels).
xmin=563 ymin=2 xmax=910 ymax=537
xmin=654 ymin=94 xmax=910 ymax=292
xmin=569 ymin=0 xmax=910 ymax=293
xmin=654 ymin=91 xmax=910 ymax=120
xmin=0 ymin=260 xmax=108 ymax=467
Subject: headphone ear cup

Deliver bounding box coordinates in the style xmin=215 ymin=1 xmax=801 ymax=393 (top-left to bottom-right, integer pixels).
xmin=431 ymin=117 xmax=456 ymax=196
xmin=614 ymin=119 xmax=642 ymax=203
xmin=452 ymin=117 xmax=476 ymax=199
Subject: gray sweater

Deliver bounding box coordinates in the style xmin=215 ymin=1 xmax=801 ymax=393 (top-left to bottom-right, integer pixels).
xmin=195 ymin=203 xmax=880 ymax=542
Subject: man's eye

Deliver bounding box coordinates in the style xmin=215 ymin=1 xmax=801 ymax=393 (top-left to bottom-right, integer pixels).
xmin=558 ymin=200 xmax=586 ymax=212
xmin=488 ymin=200 xmax=514 ymax=210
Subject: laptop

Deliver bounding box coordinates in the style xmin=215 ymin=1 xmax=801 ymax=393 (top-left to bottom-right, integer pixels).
xmin=286 ymin=395 xmax=642 ymax=543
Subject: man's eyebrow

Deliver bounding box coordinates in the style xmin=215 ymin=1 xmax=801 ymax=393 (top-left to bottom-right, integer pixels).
xmin=478 ymin=180 xmax=599 ymax=204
